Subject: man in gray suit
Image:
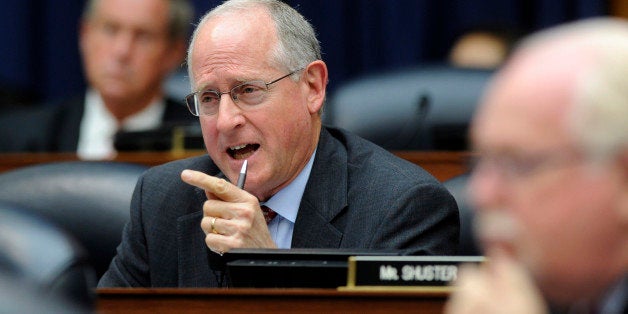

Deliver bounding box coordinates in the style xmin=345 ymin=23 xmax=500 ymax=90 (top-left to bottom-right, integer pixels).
xmin=99 ymin=0 xmax=459 ymax=287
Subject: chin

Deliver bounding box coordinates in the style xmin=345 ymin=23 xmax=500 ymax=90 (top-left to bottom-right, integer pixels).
xmin=537 ymin=278 xmax=584 ymax=307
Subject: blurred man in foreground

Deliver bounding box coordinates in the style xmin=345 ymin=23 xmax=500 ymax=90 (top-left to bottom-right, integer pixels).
xmin=446 ymin=18 xmax=627 ymax=314
xmin=0 ymin=0 xmax=194 ymax=159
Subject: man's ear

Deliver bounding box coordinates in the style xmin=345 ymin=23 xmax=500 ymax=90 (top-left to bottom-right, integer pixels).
xmin=303 ymin=60 xmax=328 ymax=114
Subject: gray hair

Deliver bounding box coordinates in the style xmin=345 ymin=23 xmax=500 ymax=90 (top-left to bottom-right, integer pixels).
xmin=82 ymin=0 xmax=194 ymax=41
xmin=186 ymin=0 xmax=321 ymax=84
xmin=518 ymin=18 xmax=628 ymax=161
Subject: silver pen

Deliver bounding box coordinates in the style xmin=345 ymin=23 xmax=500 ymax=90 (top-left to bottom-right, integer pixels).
xmin=236 ymin=160 xmax=248 ymax=189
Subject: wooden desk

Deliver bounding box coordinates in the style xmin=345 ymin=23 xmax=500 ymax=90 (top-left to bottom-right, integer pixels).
xmin=97 ymin=288 xmax=448 ymax=314
xmin=394 ymin=150 xmax=470 ymax=181
xmin=0 ymin=150 xmax=469 ymax=182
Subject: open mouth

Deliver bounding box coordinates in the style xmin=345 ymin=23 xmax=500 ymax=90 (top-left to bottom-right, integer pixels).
xmin=227 ymin=144 xmax=260 ymax=160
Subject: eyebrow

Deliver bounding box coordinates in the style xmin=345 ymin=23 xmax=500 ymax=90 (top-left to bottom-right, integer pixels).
xmin=195 ymin=77 xmax=258 ymax=93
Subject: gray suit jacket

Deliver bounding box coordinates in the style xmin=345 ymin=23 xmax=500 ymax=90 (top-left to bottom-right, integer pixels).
xmin=99 ymin=127 xmax=459 ymax=287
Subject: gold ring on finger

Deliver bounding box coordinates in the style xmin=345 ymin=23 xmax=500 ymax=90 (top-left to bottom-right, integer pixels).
xmin=211 ymin=217 xmax=219 ymax=234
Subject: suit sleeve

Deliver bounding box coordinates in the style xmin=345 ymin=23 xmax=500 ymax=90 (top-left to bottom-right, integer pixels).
xmin=98 ymin=175 xmax=151 ymax=287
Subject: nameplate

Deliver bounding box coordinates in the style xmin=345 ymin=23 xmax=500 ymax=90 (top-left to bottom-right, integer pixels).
xmin=345 ymin=256 xmax=485 ymax=289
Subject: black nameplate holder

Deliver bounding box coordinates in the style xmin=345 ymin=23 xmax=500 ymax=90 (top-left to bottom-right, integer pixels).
xmin=223 ymin=248 xmax=399 ymax=288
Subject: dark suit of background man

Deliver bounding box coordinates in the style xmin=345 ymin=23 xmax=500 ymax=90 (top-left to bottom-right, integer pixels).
xmin=0 ymin=0 xmax=195 ymax=159
xmin=99 ymin=0 xmax=459 ymax=287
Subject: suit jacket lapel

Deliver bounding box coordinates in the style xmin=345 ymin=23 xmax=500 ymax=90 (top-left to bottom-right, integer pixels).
xmin=292 ymin=128 xmax=347 ymax=248
xmin=55 ymin=95 xmax=84 ymax=151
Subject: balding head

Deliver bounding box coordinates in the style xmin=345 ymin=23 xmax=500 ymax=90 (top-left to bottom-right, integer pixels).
xmin=469 ymin=18 xmax=628 ymax=305
xmin=187 ymin=0 xmax=320 ymax=87
xmin=476 ymin=18 xmax=628 ymax=160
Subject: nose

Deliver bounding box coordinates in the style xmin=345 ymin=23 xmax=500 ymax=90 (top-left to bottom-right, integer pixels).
xmin=214 ymin=94 xmax=245 ymax=132
xmin=111 ymin=31 xmax=134 ymax=60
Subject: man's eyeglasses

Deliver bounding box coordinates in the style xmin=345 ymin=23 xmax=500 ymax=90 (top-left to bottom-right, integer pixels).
xmin=185 ymin=69 xmax=302 ymax=116
xmin=471 ymin=149 xmax=584 ymax=181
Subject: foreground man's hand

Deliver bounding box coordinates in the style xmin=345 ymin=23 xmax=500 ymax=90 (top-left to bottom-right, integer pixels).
xmin=445 ymin=250 xmax=548 ymax=314
xmin=181 ymin=169 xmax=276 ymax=254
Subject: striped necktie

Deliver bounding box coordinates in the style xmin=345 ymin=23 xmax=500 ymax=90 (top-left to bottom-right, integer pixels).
xmin=261 ymin=205 xmax=277 ymax=224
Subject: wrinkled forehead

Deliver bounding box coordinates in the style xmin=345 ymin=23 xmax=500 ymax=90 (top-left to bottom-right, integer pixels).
xmin=90 ymin=0 xmax=171 ymax=33
xmin=190 ymin=9 xmax=278 ymax=83
xmin=206 ymin=8 xmax=273 ymax=41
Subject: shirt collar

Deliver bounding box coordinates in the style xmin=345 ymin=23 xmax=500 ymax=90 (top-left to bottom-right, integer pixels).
xmin=78 ymin=89 xmax=166 ymax=159
xmin=85 ymin=89 xmax=166 ymax=130
xmin=261 ymin=149 xmax=316 ymax=223
xmin=599 ymin=274 xmax=627 ymax=314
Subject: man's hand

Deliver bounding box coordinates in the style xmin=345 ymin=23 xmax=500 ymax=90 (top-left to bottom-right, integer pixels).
xmin=181 ymin=169 xmax=276 ymax=254
xmin=445 ymin=250 xmax=548 ymax=314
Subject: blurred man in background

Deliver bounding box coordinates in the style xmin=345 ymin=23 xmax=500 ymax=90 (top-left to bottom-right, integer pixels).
xmin=0 ymin=0 xmax=194 ymax=159
xmin=446 ymin=18 xmax=628 ymax=314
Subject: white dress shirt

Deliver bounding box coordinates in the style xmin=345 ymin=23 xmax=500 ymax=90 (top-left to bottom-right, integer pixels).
xmin=77 ymin=89 xmax=165 ymax=160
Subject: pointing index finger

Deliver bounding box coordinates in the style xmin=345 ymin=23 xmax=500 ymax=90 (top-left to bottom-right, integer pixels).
xmin=181 ymin=169 xmax=244 ymax=202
